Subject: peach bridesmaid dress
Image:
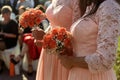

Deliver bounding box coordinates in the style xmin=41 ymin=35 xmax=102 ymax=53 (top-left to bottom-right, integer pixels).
xmin=36 ymin=0 xmax=81 ymax=80
xmin=69 ymin=0 xmax=120 ymax=80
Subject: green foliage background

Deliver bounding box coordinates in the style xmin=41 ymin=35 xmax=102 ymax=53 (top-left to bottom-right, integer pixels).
xmin=114 ymin=36 xmax=120 ymax=80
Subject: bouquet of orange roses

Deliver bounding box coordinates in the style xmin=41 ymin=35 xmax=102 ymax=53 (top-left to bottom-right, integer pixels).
xmin=19 ymin=8 xmax=46 ymax=28
xmin=42 ymin=27 xmax=72 ymax=56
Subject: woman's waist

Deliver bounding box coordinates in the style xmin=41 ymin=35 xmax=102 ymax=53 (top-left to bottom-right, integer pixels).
xmin=73 ymin=45 xmax=97 ymax=57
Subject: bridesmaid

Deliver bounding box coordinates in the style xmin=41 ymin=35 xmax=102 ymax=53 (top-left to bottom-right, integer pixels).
xmin=59 ymin=0 xmax=120 ymax=80
xmin=32 ymin=0 xmax=82 ymax=80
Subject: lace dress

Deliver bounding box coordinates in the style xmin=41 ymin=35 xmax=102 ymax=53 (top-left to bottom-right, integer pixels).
xmin=69 ymin=0 xmax=120 ymax=80
xmin=36 ymin=0 xmax=81 ymax=80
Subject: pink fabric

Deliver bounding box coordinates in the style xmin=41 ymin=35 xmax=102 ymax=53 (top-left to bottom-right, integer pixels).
xmin=45 ymin=0 xmax=81 ymax=31
xmin=36 ymin=0 xmax=81 ymax=80
xmin=69 ymin=0 xmax=120 ymax=80
xmin=36 ymin=0 xmax=120 ymax=80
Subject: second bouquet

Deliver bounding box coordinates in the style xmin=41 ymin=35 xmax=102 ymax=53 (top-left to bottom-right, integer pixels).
xmin=19 ymin=8 xmax=46 ymax=28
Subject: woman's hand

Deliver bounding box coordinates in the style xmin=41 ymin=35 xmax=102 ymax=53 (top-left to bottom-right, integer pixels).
xmin=58 ymin=46 xmax=88 ymax=69
xmin=57 ymin=46 xmax=73 ymax=69
xmin=32 ymin=27 xmax=45 ymax=40
xmin=58 ymin=55 xmax=74 ymax=70
xmin=59 ymin=55 xmax=88 ymax=69
xmin=60 ymin=46 xmax=73 ymax=56
xmin=34 ymin=39 xmax=43 ymax=47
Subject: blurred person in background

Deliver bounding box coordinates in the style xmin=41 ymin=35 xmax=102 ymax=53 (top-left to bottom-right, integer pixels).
xmin=16 ymin=0 xmax=33 ymax=11
xmin=26 ymin=0 xmax=35 ymax=8
xmin=32 ymin=0 xmax=81 ymax=79
xmin=0 ymin=0 xmax=17 ymax=22
xmin=0 ymin=5 xmax=19 ymax=72
xmin=0 ymin=11 xmax=17 ymax=22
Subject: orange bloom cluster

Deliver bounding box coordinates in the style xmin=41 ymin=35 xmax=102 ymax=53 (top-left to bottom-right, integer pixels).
xmin=43 ymin=27 xmax=72 ymax=54
xmin=19 ymin=8 xmax=46 ymax=28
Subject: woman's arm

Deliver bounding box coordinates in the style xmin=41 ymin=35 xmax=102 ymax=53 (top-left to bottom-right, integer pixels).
xmin=58 ymin=55 xmax=88 ymax=69
xmin=85 ymin=1 xmax=120 ymax=73
xmin=3 ymin=33 xmax=17 ymax=38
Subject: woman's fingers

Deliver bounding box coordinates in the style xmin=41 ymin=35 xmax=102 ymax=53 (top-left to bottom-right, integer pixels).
xmin=32 ymin=28 xmax=45 ymax=40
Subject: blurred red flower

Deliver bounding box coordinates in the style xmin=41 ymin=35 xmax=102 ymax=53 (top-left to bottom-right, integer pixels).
xmin=19 ymin=8 xmax=46 ymax=28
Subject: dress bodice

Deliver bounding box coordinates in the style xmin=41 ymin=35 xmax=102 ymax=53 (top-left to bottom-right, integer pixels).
xmin=71 ymin=18 xmax=98 ymax=57
xmin=46 ymin=4 xmax=72 ymax=30
xmin=45 ymin=0 xmax=81 ymax=31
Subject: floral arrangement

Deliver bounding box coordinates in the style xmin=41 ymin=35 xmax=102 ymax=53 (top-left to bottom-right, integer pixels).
xmin=42 ymin=27 xmax=72 ymax=55
xmin=19 ymin=8 xmax=46 ymax=28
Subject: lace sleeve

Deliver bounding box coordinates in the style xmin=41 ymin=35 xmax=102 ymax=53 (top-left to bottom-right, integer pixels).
xmin=85 ymin=0 xmax=120 ymax=73
xmin=70 ymin=0 xmax=81 ymax=23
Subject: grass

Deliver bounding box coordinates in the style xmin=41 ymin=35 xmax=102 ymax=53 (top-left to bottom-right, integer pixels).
xmin=114 ymin=36 xmax=120 ymax=80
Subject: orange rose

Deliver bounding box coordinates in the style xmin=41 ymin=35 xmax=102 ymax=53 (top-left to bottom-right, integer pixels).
xmin=19 ymin=8 xmax=45 ymax=28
